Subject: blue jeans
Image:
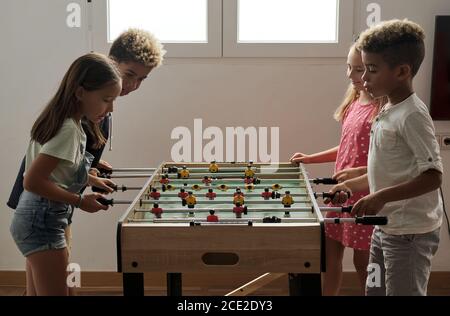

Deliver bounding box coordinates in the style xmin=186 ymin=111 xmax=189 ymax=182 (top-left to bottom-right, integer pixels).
xmin=10 ymin=191 xmax=73 ymax=257
xmin=366 ymin=226 xmax=440 ymax=296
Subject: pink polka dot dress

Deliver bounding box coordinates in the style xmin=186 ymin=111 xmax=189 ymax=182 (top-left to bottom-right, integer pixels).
xmin=325 ymin=100 xmax=378 ymax=251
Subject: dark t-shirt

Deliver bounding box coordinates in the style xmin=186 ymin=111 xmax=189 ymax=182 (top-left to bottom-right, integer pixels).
xmin=6 ymin=116 xmax=110 ymax=209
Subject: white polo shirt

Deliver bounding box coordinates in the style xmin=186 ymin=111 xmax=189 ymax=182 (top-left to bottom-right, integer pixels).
xmin=368 ymin=93 xmax=443 ymax=235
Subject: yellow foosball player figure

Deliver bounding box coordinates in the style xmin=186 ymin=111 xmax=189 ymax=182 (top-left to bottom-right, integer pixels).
xmin=233 ymin=194 xmax=245 ymax=206
xmin=184 ymin=191 xmax=197 ymax=208
xmin=281 ymin=191 xmax=294 ymax=208
xmin=179 ymin=165 xmax=190 ymax=179
xmin=244 ymin=164 xmax=255 ymax=178
xmin=209 ymin=160 xmax=219 ymax=173
xmin=233 ymin=187 xmax=245 ymax=197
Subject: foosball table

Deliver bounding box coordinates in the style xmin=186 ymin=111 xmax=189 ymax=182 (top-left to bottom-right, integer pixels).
xmin=97 ymin=161 xmax=387 ymax=296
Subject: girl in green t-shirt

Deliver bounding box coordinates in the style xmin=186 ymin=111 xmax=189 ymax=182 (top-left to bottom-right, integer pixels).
xmin=10 ymin=53 xmax=122 ymax=295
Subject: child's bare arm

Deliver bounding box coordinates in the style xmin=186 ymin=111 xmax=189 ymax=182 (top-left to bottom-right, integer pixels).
xmin=290 ymin=146 xmax=339 ymax=164
xmin=333 ymin=166 xmax=367 ymax=182
xmin=24 ymin=153 xmax=108 ymax=212
xmin=323 ymin=174 xmax=369 ymax=204
xmin=374 ymin=169 xmax=441 ymax=204
xmin=351 ymin=169 xmax=442 ymax=216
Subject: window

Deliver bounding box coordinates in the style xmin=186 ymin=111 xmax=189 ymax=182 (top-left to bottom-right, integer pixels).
xmin=237 ymin=0 xmax=338 ymax=43
xmin=108 ymin=0 xmax=208 ymax=43
xmin=223 ymin=0 xmax=354 ymax=57
xmin=91 ymin=0 xmax=222 ymax=57
xmin=91 ymin=0 xmax=354 ymax=57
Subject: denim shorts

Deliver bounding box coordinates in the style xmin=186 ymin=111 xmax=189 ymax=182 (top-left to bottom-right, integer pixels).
xmin=10 ymin=191 xmax=74 ymax=257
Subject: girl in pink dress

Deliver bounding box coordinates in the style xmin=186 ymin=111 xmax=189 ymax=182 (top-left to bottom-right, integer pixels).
xmin=290 ymin=44 xmax=386 ymax=295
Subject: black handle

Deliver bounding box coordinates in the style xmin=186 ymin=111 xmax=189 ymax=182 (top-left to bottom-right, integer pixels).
xmin=355 ymin=216 xmax=388 ymax=225
xmin=313 ymin=178 xmax=338 ymax=185
xmin=341 ymin=206 xmax=353 ymax=213
xmin=322 ymin=191 xmax=351 ymax=199
xmin=97 ymin=197 xmax=114 ymax=206
xmin=166 ymin=166 xmax=178 ymax=174
xmin=92 ymin=184 xmax=118 ymax=193
xmin=97 ymin=167 xmax=113 ymax=175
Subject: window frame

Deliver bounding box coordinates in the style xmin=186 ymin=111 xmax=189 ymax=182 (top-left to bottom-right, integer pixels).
xmin=222 ymin=0 xmax=355 ymax=57
xmin=90 ymin=0 xmax=354 ymax=58
xmin=91 ymin=0 xmax=222 ymax=57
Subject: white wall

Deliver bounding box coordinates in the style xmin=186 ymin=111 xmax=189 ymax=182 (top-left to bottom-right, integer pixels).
xmin=1 ymin=0 xmax=449 ymax=272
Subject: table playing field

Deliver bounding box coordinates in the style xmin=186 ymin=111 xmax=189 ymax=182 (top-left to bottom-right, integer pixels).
xmin=116 ymin=162 xmax=325 ymax=296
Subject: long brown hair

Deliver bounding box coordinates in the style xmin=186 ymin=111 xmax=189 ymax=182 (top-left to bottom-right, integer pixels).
xmin=334 ymin=45 xmax=387 ymax=122
xmin=31 ymin=53 xmax=121 ymax=148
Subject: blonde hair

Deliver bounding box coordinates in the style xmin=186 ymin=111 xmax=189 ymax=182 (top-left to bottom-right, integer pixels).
xmin=31 ymin=53 xmax=122 ymax=148
xmin=109 ymin=28 xmax=166 ymax=69
xmin=357 ymin=19 xmax=425 ymax=77
xmin=334 ymin=44 xmax=386 ymax=122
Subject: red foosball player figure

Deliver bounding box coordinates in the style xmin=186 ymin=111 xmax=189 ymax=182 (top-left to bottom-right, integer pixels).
xmin=233 ymin=202 xmax=247 ymax=218
xmin=151 ymin=203 xmax=163 ymax=218
xmin=150 ymin=188 xmax=161 ymax=200
xmin=205 ymin=188 xmax=217 ymax=200
xmin=261 ymin=187 xmax=272 ymax=200
xmin=282 ymin=191 xmax=294 ymax=208
xmin=244 ymin=176 xmax=254 ymax=185
xmin=207 ymin=210 xmax=219 ymax=222
xmin=202 ymin=175 xmax=212 ymax=185
xmin=159 ymin=174 xmax=170 ymax=184
xmin=178 ymin=188 xmax=189 ymax=199
xmin=179 ymin=165 xmax=190 ymax=179
xmin=209 ymin=160 xmax=219 ymax=173
xmin=184 ymin=191 xmax=197 ymax=209
xmin=244 ymin=164 xmax=255 ymax=178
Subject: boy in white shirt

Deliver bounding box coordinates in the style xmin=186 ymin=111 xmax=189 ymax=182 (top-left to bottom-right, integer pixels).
xmin=326 ymin=19 xmax=443 ymax=296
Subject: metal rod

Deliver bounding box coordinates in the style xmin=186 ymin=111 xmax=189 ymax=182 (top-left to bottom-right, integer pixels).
xmin=165 ymin=172 xmax=301 ymax=178
xmin=145 ymin=199 xmax=310 ymax=205
xmin=166 ymin=167 xmax=300 ymax=173
xmin=104 ymin=173 xmax=336 ymax=185
xmin=157 ymin=184 xmax=306 ymax=190
xmin=129 ymin=217 xmax=316 ymax=224
xmin=127 ymin=216 xmax=387 ymax=226
xmin=158 ymin=178 xmax=304 ymax=183
xmin=140 ymin=192 xmax=334 ymax=199
xmin=107 ymin=174 xmax=152 ymax=179
xmin=110 ymin=168 xmax=157 ymax=173
xmin=133 ymin=206 xmax=349 ymax=213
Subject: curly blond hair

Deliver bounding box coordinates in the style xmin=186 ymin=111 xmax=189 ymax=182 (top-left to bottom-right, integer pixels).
xmin=109 ymin=28 xmax=166 ymax=69
xmin=357 ymin=19 xmax=425 ymax=77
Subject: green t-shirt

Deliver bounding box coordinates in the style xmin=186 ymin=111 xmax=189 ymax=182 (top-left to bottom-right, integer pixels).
xmin=25 ymin=118 xmax=87 ymax=189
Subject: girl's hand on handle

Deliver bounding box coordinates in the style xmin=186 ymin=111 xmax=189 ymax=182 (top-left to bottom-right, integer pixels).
xmin=323 ymin=183 xmax=352 ymax=205
xmin=80 ymin=193 xmax=109 ymax=212
xmin=89 ymin=175 xmax=116 ymax=194
xmin=333 ymin=166 xmax=367 ymax=183
xmin=97 ymin=159 xmax=113 ymax=171
xmin=290 ymin=152 xmax=313 ymax=164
